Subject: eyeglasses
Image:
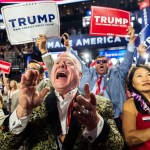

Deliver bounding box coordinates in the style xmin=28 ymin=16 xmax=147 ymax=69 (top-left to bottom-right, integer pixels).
xmin=25 ymin=67 xmax=39 ymax=71
xmin=55 ymin=60 xmax=75 ymax=66
xmin=96 ymin=60 xmax=107 ymax=64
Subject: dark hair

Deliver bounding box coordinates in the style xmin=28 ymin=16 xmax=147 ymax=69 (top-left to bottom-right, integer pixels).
xmin=127 ymin=64 xmax=150 ymax=114
xmin=96 ymin=55 xmax=107 ymax=60
xmin=127 ymin=64 xmax=150 ymax=93
xmin=28 ymin=60 xmax=44 ymax=74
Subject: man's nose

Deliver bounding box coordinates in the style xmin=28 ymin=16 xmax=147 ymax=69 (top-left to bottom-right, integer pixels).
xmin=59 ymin=62 xmax=66 ymax=68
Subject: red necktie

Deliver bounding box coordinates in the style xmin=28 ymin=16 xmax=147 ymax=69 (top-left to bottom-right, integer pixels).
xmin=96 ymin=75 xmax=103 ymax=95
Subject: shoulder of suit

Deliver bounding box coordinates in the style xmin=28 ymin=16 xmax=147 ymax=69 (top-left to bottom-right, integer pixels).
xmin=96 ymin=95 xmax=112 ymax=106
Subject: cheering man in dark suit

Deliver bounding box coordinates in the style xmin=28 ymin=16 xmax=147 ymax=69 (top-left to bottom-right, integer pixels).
xmin=0 ymin=49 xmax=123 ymax=150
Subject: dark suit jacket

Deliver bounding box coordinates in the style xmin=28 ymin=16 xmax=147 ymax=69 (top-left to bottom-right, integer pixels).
xmin=0 ymin=90 xmax=123 ymax=150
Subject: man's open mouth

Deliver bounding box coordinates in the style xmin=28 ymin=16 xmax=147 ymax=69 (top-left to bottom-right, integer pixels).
xmin=56 ymin=72 xmax=67 ymax=79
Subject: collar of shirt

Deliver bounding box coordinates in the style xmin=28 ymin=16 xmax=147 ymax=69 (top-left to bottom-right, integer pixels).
xmin=97 ymin=74 xmax=106 ymax=78
xmin=55 ymin=88 xmax=78 ymax=104
xmin=55 ymin=88 xmax=78 ymax=135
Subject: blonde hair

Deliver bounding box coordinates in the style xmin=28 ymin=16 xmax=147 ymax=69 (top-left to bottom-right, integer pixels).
xmin=10 ymin=80 xmax=18 ymax=90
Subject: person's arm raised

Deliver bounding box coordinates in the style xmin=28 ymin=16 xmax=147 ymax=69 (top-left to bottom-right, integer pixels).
xmin=36 ymin=34 xmax=48 ymax=54
xmin=16 ymin=70 xmax=49 ymax=119
xmin=127 ymin=26 xmax=135 ymax=44
xmin=61 ymin=33 xmax=71 ymax=51
xmin=137 ymin=43 xmax=147 ymax=65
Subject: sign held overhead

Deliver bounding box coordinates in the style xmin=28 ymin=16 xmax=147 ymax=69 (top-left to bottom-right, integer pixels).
xmin=1 ymin=1 xmax=60 ymax=45
xmin=90 ymin=6 xmax=130 ymax=37
xmin=0 ymin=60 xmax=11 ymax=74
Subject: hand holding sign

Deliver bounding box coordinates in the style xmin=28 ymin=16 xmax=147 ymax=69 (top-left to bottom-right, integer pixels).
xmin=137 ymin=43 xmax=147 ymax=56
xmin=36 ymin=34 xmax=48 ymax=54
xmin=127 ymin=26 xmax=135 ymax=44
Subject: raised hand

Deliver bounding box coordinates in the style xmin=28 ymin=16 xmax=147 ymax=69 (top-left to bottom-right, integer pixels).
xmin=61 ymin=33 xmax=70 ymax=50
xmin=73 ymin=83 xmax=100 ymax=131
xmin=16 ymin=70 xmax=50 ymax=119
xmin=127 ymin=26 xmax=135 ymax=44
xmin=137 ymin=43 xmax=147 ymax=56
xmin=35 ymin=34 xmax=47 ymax=54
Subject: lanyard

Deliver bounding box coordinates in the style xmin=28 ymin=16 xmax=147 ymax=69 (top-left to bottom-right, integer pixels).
xmin=67 ymin=99 xmax=74 ymax=128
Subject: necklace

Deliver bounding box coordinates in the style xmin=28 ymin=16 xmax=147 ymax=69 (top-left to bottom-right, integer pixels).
xmin=132 ymin=92 xmax=150 ymax=114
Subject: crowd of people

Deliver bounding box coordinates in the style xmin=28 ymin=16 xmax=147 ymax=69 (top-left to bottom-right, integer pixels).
xmin=0 ymin=25 xmax=149 ymax=150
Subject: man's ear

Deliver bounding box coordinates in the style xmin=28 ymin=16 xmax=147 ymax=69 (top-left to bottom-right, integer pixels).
xmin=79 ymin=72 xmax=82 ymax=80
xmin=39 ymin=74 xmax=43 ymax=80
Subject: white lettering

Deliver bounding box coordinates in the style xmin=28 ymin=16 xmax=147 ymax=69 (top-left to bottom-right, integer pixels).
xmin=47 ymin=36 xmax=123 ymax=49
xmin=91 ymin=38 xmax=96 ymax=44
xmin=55 ymin=41 xmax=61 ymax=48
xmin=103 ymin=37 xmax=106 ymax=44
xmin=123 ymin=19 xmax=128 ymax=24
xmin=76 ymin=39 xmax=82 ymax=46
xmin=95 ymin=16 xmax=128 ymax=25
xmin=146 ymin=37 xmax=150 ymax=44
xmin=143 ymin=8 xmax=148 ymax=26
xmin=0 ymin=64 xmax=9 ymax=70
xmin=94 ymin=16 xmax=100 ymax=23
xmin=82 ymin=38 xmax=90 ymax=45
xmin=101 ymin=16 xmax=107 ymax=23
xmin=114 ymin=37 xmax=121 ymax=43
xmin=125 ymin=37 xmax=129 ymax=41
xmin=97 ymin=37 xmax=103 ymax=44
xmin=144 ymin=36 xmax=150 ymax=47
xmin=108 ymin=17 xmax=114 ymax=24
xmin=107 ymin=36 xmax=113 ymax=43
xmin=47 ymin=42 xmax=54 ymax=48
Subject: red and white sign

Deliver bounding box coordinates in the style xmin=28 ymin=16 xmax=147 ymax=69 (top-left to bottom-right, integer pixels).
xmin=0 ymin=60 xmax=11 ymax=74
xmin=90 ymin=6 xmax=130 ymax=37
xmin=39 ymin=62 xmax=47 ymax=71
xmin=139 ymin=0 xmax=150 ymax=10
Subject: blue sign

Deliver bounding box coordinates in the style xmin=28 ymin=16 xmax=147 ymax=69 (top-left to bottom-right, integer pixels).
xmin=140 ymin=6 xmax=150 ymax=28
xmin=99 ymin=49 xmax=126 ymax=59
xmin=135 ymin=24 xmax=150 ymax=49
xmin=46 ymin=34 xmax=129 ymax=52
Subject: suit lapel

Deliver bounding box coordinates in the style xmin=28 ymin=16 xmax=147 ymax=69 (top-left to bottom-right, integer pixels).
xmin=104 ymin=73 xmax=110 ymax=88
xmin=45 ymin=90 xmax=83 ymax=150
xmin=45 ymin=91 xmax=62 ymax=136
xmin=63 ymin=91 xmax=82 ymax=150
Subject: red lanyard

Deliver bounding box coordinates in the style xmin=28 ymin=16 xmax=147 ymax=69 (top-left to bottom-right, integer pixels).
xmin=67 ymin=99 xmax=74 ymax=128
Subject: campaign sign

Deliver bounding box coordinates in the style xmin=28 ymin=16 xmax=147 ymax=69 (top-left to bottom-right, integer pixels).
xmin=1 ymin=1 xmax=60 ymax=45
xmin=90 ymin=6 xmax=130 ymax=37
xmin=135 ymin=24 xmax=150 ymax=49
xmin=0 ymin=60 xmax=11 ymax=74
xmin=140 ymin=6 xmax=150 ymax=28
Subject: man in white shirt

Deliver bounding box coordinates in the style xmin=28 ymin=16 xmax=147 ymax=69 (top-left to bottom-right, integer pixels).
xmin=0 ymin=51 xmax=123 ymax=149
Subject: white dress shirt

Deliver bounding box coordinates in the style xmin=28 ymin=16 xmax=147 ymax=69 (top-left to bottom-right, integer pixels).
xmin=9 ymin=88 xmax=104 ymax=144
xmin=91 ymin=75 xmax=110 ymax=100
